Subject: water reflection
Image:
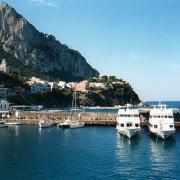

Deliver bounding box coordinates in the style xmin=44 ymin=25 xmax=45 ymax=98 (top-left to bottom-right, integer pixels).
xmin=149 ymin=135 xmax=176 ymax=178
xmin=115 ymin=131 xmax=142 ymax=177
xmin=8 ymin=125 xmax=20 ymax=136
xmin=116 ymin=132 xmax=141 ymax=150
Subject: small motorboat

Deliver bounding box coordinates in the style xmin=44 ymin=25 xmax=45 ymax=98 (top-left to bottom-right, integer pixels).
xmin=57 ymin=119 xmax=71 ymax=128
xmin=70 ymin=121 xmax=85 ymax=129
xmin=5 ymin=121 xmax=23 ymax=126
xmin=0 ymin=121 xmax=8 ymax=128
xmin=39 ymin=119 xmax=53 ymax=128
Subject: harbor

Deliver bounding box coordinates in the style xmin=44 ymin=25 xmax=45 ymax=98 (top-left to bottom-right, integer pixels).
xmin=2 ymin=108 xmax=180 ymax=127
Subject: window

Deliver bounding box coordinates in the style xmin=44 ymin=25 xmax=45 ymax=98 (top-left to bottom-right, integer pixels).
xmin=168 ymin=116 xmax=173 ymax=118
xmin=154 ymin=125 xmax=158 ymax=128
xmin=170 ymin=125 xmax=174 ymax=128
xmin=127 ymin=123 xmax=132 ymax=127
xmin=121 ymin=124 xmax=124 ymax=127
xmin=135 ymin=123 xmax=139 ymax=127
xmin=165 ymin=116 xmax=167 ymax=118
xmin=158 ymin=116 xmax=160 ymax=118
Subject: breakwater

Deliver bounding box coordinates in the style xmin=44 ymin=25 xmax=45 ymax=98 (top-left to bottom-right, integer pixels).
xmin=13 ymin=111 xmax=117 ymax=126
xmin=6 ymin=111 xmax=180 ymax=127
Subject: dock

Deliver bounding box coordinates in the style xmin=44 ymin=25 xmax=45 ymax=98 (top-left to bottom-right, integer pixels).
xmin=4 ymin=110 xmax=180 ymax=127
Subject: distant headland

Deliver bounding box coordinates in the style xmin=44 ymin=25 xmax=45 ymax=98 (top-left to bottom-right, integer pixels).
xmin=0 ymin=3 xmax=140 ymax=107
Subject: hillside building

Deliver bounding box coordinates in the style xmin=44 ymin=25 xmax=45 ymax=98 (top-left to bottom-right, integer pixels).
xmin=74 ymin=81 xmax=89 ymax=92
xmin=0 ymin=59 xmax=7 ymax=73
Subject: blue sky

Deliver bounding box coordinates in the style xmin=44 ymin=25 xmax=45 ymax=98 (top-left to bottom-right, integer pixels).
xmin=1 ymin=0 xmax=180 ymax=101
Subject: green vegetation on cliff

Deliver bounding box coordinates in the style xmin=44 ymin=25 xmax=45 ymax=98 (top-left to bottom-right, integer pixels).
xmin=0 ymin=66 xmax=140 ymax=106
xmin=78 ymin=76 xmax=140 ymax=106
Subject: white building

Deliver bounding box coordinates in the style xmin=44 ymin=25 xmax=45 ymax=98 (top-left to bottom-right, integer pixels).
xmin=66 ymin=82 xmax=77 ymax=89
xmin=47 ymin=82 xmax=54 ymax=91
xmin=0 ymin=100 xmax=10 ymax=117
xmin=58 ymin=81 xmax=66 ymax=89
xmin=31 ymin=82 xmax=52 ymax=94
xmin=89 ymin=82 xmax=106 ymax=89
xmin=0 ymin=86 xmax=15 ymax=98
xmin=0 ymin=59 xmax=7 ymax=73
xmin=27 ymin=77 xmax=45 ymax=86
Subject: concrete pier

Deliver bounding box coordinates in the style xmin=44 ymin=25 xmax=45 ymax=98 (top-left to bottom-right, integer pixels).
xmin=5 ymin=111 xmax=180 ymax=127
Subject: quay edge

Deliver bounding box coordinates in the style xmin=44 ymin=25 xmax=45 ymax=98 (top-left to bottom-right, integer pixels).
xmin=4 ymin=111 xmax=180 ymax=127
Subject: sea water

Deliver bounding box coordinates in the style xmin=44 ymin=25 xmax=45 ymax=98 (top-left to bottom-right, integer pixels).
xmin=0 ymin=126 xmax=180 ymax=179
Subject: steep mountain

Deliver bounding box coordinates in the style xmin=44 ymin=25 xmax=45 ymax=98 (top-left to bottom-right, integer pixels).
xmin=0 ymin=2 xmax=99 ymax=81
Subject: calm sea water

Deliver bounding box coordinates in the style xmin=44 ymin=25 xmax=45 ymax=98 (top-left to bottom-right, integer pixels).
xmin=0 ymin=126 xmax=180 ymax=179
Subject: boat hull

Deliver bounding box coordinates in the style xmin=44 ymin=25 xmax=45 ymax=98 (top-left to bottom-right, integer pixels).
xmin=70 ymin=122 xmax=85 ymax=129
xmin=5 ymin=122 xmax=23 ymax=125
xmin=118 ymin=128 xmax=140 ymax=138
xmin=58 ymin=123 xmax=70 ymax=128
xmin=0 ymin=124 xmax=8 ymax=128
xmin=39 ymin=123 xmax=52 ymax=128
xmin=150 ymin=129 xmax=175 ymax=139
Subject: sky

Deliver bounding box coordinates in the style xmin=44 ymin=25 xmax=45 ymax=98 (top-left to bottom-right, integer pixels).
xmin=1 ymin=0 xmax=180 ymax=101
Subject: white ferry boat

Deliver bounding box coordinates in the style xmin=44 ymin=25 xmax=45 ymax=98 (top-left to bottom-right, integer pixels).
xmin=149 ymin=104 xmax=175 ymax=139
xmin=116 ymin=105 xmax=141 ymax=138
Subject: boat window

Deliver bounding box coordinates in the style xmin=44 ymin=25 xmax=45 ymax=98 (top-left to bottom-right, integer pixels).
xmin=165 ymin=115 xmax=167 ymax=118
xmin=161 ymin=116 xmax=165 ymax=118
xmin=158 ymin=116 xmax=160 ymax=118
xmin=135 ymin=123 xmax=139 ymax=127
xmin=134 ymin=115 xmax=139 ymax=117
xmin=127 ymin=115 xmax=130 ymax=117
xmin=154 ymin=125 xmax=158 ymax=128
xmin=127 ymin=123 xmax=132 ymax=127
xmin=169 ymin=125 xmax=174 ymax=128
xmin=120 ymin=124 xmax=124 ymax=127
xmin=168 ymin=116 xmax=173 ymax=118
xmin=150 ymin=115 xmax=152 ymax=118
xmin=153 ymin=116 xmax=157 ymax=118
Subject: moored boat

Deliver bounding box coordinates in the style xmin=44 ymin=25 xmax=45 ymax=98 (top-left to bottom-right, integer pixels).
xmin=5 ymin=121 xmax=23 ymax=125
xmin=69 ymin=91 xmax=85 ymax=129
xmin=57 ymin=119 xmax=71 ymax=128
xmin=0 ymin=121 xmax=8 ymax=128
xmin=39 ymin=119 xmax=53 ymax=128
xmin=70 ymin=121 xmax=85 ymax=128
xmin=149 ymin=104 xmax=175 ymax=139
xmin=116 ymin=104 xmax=141 ymax=138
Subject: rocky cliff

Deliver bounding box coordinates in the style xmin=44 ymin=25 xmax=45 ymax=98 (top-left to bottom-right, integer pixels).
xmin=0 ymin=3 xmax=99 ymax=81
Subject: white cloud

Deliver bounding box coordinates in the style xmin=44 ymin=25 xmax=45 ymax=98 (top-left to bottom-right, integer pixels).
xmin=30 ymin=0 xmax=56 ymax=7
